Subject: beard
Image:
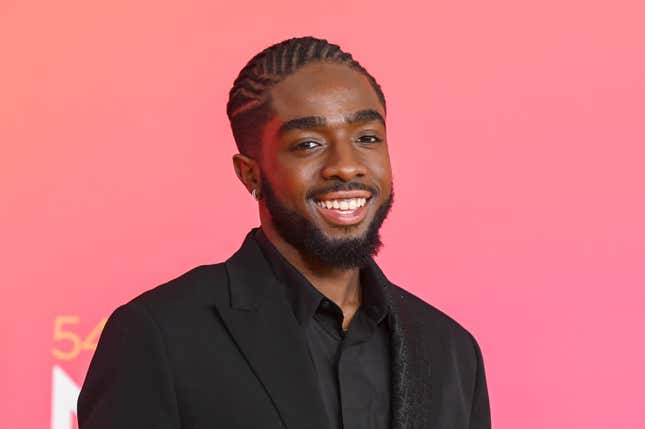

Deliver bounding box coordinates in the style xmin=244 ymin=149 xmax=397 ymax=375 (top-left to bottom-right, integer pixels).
xmin=260 ymin=179 xmax=394 ymax=270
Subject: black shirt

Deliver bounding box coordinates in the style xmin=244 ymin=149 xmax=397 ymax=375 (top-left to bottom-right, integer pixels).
xmin=254 ymin=229 xmax=391 ymax=429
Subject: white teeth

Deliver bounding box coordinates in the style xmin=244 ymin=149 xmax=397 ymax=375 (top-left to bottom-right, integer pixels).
xmin=316 ymin=198 xmax=368 ymax=211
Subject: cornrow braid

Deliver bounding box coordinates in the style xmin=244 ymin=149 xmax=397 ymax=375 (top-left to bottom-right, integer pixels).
xmin=227 ymin=36 xmax=386 ymax=157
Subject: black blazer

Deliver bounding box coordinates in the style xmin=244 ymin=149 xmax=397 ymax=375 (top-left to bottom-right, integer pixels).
xmin=78 ymin=230 xmax=491 ymax=429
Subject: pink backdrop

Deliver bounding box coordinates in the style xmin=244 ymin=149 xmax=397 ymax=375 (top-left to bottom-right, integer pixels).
xmin=2 ymin=1 xmax=644 ymax=428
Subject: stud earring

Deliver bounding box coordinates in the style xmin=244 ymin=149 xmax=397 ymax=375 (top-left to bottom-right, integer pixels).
xmin=251 ymin=189 xmax=259 ymax=201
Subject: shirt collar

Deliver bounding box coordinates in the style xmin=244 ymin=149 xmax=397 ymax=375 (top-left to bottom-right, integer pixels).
xmin=253 ymin=228 xmax=389 ymax=326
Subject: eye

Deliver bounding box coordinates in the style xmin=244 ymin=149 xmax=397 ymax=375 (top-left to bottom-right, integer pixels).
xmin=292 ymin=140 xmax=322 ymax=151
xmin=356 ymin=134 xmax=383 ymax=144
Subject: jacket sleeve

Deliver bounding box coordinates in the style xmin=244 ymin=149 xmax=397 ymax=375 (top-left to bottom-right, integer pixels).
xmin=469 ymin=336 xmax=491 ymax=429
xmin=77 ymin=302 xmax=181 ymax=429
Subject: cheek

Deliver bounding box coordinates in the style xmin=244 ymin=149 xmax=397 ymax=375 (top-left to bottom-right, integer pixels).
xmin=266 ymin=157 xmax=319 ymax=199
xmin=368 ymin=152 xmax=393 ymax=186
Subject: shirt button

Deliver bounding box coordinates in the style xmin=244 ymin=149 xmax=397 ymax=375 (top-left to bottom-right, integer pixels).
xmin=321 ymin=299 xmax=331 ymax=308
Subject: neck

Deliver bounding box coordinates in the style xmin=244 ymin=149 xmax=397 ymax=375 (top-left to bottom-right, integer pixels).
xmin=259 ymin=222 xmax=362 ymax=312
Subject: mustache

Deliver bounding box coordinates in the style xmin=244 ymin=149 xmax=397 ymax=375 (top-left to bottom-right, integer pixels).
xmin=306 ymin=181 xmax=378 ymax=199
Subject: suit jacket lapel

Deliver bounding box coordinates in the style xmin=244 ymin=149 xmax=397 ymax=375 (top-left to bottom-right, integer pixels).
xmin=388 ymin=302 xmax=433 ymax=429
xmin=215 ymin=232 xmax=328 ymax=429
xmin=367 ymin=260 xmax=433 ymax=429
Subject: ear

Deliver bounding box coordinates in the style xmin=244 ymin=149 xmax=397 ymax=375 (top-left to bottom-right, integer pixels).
xmin=232 ymin=153 xmax=261 ymax=198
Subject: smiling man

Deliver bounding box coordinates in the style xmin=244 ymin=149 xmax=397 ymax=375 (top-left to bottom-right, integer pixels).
xmin=78 ymin=37 xmax=491 ymax=429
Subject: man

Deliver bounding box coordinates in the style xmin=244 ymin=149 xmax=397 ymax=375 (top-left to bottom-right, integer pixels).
xmin=78 ymin=37 xmax=491 ymax=429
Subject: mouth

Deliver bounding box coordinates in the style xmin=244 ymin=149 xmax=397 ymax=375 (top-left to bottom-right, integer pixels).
xmin=311 ymin=191 xmax=373 ymax=226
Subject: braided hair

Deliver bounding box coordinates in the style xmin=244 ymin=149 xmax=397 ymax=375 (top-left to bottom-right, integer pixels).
xmin=226 ymin=36 xmax=386 ymax=157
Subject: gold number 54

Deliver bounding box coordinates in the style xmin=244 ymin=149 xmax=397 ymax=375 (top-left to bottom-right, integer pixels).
xmin=52 ymin=316 xmax=107 ymax=360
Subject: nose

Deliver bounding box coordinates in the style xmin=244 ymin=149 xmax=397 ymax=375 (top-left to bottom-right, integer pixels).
xmin=321 ymin=140 xmax=367 ymax=182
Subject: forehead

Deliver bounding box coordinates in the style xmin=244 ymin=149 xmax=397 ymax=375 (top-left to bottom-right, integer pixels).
xmin=268 ymin=62 xmax=384 ymax=123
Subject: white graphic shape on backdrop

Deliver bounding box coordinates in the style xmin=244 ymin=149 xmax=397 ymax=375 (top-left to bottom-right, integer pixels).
xmin=51 ymin=365 xmax=80 ymax=429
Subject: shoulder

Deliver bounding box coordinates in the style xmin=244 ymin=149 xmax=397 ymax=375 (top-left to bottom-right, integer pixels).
xmin=387 ymin=283 xmax=482 ymax=353
xmin=135 ymin=263 xmax=227 ymax=304
xmin=111 ymin=263 xmax=229 ymax=327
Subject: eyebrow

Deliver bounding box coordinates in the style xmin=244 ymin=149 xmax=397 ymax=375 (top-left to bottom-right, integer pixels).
xmin=346 ymin=109 xmax=385 ymax=125
xmin=277 ymin=109 xmax=385 ymax=136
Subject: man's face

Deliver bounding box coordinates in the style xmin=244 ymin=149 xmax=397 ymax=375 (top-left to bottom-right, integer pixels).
xmin=259 ymin=62 xmax=393 ymax=268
